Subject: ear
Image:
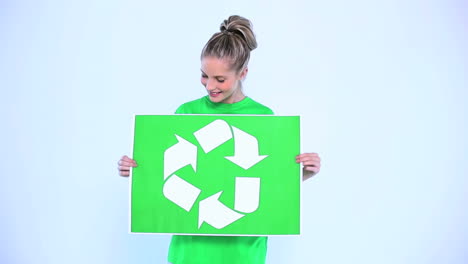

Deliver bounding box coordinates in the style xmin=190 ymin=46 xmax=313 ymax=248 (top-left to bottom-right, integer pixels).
xmin=239 ymin=67 xmax=248 ymax=80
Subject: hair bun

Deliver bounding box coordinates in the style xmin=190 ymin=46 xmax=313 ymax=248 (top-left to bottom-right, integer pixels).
xmin=219 ymin=15 xmax=257 ymax=51
xmin=202 ymin=15 xmax=257 ymax=72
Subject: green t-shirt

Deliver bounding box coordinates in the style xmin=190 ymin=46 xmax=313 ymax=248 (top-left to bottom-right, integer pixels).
xmin=168 ymin=96 xmax=274 ymax=264
xmin=174 ymin=95 xmax=274 ymax=115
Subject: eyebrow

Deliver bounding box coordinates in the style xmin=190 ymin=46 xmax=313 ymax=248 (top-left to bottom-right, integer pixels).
xmin=200 ymin=70 xmax=226 ymax=79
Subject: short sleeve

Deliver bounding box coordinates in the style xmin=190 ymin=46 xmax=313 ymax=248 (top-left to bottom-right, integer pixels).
xmin=174 ymin=104 xmax=186 ymax=114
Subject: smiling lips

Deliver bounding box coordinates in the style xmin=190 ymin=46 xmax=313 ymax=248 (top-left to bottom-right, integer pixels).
xmin=209 ymin=91 xmax=222 ymax=97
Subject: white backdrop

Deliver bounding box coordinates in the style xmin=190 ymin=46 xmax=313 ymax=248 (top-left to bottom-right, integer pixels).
xmin=1 ymin=0 xmax=467 ymax=263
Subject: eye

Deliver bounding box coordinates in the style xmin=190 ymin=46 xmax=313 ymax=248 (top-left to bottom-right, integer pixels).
xmin=201 ymin=74 xmax=207 ymax=78
xmin=216 ymin=78 xmax=225 ymax=83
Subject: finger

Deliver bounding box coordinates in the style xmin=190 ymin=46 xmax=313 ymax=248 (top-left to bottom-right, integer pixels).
xmin=119 ymin=170 xmax=130 ymax=177
xmin=296 ymin=153 xmax=319 ymax=159
xmin=118 ymin=165 xmax=131 ymax=171
xmin=296 ymin=157 xmax=321 ymax=164
xmin=300 ymin=158 xmax=321 ymax=164
xmin=122 ymin=156 xmax=137 ymax=165
xmin=302 ymin=160 xmax=320 ymax=167
xmin=297 ymin=156 xmax=321 ymax=163
xmin=296 ymin=153 xmax=319 ymax=160
xmin=118 ymin=160 xmax=137 ymax=167
xmin=304 ymin=166 xmax=320 ymax=174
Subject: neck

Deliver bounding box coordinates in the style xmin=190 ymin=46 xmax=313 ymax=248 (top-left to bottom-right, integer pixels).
xmin=227 ymin=90 xmax=246 ymax=104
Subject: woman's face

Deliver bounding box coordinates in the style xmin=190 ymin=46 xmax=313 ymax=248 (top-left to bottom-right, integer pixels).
xmin=200 ymin=56 xmax=247 ymax=104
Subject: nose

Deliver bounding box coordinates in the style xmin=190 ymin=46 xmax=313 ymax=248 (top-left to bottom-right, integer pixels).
xmin=205 ymin=79 xmax=216 ymax=91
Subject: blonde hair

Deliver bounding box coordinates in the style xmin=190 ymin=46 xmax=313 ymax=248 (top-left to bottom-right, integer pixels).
xmin=201 ymin=15 xmax=257 ymax=73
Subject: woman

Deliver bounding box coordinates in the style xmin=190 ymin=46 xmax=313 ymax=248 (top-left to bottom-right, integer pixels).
xmin=118 ymin=15 xmax=321 ymax=264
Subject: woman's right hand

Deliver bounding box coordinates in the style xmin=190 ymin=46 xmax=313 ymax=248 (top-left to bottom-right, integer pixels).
xmin=118 ymin=155 xmax=137 ymax=177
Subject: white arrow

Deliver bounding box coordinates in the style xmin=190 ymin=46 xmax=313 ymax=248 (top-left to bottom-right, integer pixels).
xmin=234 ymin=177 xmax=261 ymax=213
xmin=163 ymin=135 xmax=197 ymax=180
xmin=163 ymin=174 xmax=201 ymax=212
xmin=198 ymin=191 xmax=244 ymax=229
xmin=194 ymin=119 xmax=232 ymax=153
xmin=225 ymin=126 xmax=268 ymax=169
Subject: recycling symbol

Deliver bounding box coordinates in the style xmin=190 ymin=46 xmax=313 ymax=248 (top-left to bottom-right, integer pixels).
xmin=162 ymin=119 xmax=268 ymax=229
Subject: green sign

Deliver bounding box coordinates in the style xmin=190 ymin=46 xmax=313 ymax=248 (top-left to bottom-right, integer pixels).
xmin=131 ymin=115 xmax=301 ymax=235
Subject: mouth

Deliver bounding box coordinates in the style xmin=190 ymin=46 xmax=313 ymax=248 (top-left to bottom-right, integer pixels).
xmin=209 ymin=91 xmax=222 ymax=97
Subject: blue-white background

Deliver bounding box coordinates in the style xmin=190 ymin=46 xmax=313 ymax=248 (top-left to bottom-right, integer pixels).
xmin=1 ymin=0 xmax=467 ymax=263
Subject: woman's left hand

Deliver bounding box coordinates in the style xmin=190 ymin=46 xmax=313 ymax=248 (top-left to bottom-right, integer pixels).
xmin=296 ymin=153 xmax=321 ymax=181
